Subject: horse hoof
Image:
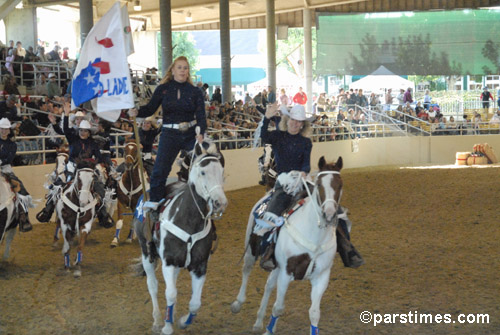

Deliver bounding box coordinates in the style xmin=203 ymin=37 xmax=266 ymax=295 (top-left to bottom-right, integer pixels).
xmin=252 ymin=324 xmax=263 ymax=333
xmin=125 ymin=238 xmax=133 ymax=244
xmin=73 ymin=270 xmax=81 ymax=278
xmin=178 ymin=314 xmax=192 ymax=330
xmin=152 ymin=324 xmax=162 ymax=334
xmin=110 ymin=238 xmax=119 ymax=248
xmin=230 ymin=300 xmax=242 ymax=314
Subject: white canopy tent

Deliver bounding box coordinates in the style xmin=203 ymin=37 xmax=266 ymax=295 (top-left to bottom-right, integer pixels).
xmin=349 ymin=66 xmax=415 ymax=95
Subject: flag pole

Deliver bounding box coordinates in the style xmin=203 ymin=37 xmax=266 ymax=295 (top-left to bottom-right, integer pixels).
xmin=131 ymin=116 xmax=148 ymax=202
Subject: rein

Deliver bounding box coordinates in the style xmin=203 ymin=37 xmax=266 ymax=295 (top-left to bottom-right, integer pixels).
xmin=118 ymin=159 xmax=142 ymax=207
xmin=61 ymin=168 xmax=97 ymax=230
xmin=302 ymin=170 xmax=342 ymax=227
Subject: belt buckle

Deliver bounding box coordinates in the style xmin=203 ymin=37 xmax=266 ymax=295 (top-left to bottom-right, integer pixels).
xmin=178 ymin=122 xmax=190 ymax=132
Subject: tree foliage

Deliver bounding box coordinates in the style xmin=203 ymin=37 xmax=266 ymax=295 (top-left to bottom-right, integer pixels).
xmin=346 ymin=33 xmax=463 ymax=75
xmin=481 ymin=39 xmax=500 ymax=75
xmin=275 ymin=28 xmax=316 ymax=74
xmin=157 ymin=32 xmax=200 ymax=75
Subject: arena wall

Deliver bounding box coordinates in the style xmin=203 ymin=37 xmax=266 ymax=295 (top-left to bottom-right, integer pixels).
xmin=15 ymin=135 xmax=500 ymax=222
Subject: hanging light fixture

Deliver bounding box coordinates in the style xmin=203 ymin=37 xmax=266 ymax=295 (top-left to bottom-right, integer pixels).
xmin=133 ymin=0 xmax=141 ymax=11
xmin=185 ymin=11 xmax=192 ymax=22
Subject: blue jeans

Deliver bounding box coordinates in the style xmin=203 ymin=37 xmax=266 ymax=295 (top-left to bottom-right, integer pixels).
xmin=149 ymin=127 xmax=196 ymax=202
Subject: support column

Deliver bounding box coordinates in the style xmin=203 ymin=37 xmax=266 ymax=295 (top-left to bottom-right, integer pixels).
xmin=79 ymin=0 xmax=93 ymax=46
xmin=220 ymin=0 xmax=232 ymax=103
xmin=4 ymin=6 xmax=38 ymax=48
xmin=303 ymin=9 xmax=313 ymax=115
xmin=266 ymin=0 xmax=276 ymax=90
xmin=159 ymin=0 xmax=173 ymax=75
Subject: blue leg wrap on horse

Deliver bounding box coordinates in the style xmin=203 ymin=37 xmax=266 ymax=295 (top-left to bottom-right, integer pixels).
xmin=54 ymin=226 xmax=60 ymax=239
xmin=266 ymin=315 xmax=279 ymax=334
xmin=165 ymin=304 xmax=174 ymax=324
xmin=311 ymin=325 xmax=319 ymax=335
xmin=64 ymin=254 xmax=70 ymax=268
xmin=76 ymin=251 xmax=82 ymax=264
xmin=185 ymin=312 xmax=196 ymax=325
xmin=114 ymin=228 xmax=121 ymax=238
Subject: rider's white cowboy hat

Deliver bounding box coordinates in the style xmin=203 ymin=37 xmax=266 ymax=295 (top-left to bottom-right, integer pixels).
xmin=0 ymin=118 xmax=12 ymax=129
xmin=78 ymin=120 xmax=92 ymax=130
xmin=289 ymin=104 xmax=306 ymax=121
xmin=74 ymin=111 xmax=86 ymax=118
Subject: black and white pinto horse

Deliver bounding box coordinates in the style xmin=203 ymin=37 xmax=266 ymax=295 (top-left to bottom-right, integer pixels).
xmin=133 ymin=142 xmax=227 ymax=335
xmin=0 ymin=173 xmax=18 ymax=261
xmin=56 ymin=160 xmax=99 ymax=277
xmin=231 ymin=157 xmax=343 ymax=335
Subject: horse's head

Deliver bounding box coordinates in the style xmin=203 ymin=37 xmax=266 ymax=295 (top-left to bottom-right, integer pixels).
xmin=316 ymin=156 xmax=343 ymax=225
xmin=189 ymin=141 xmax=227 ymax=216
xmin=124 ymin=140 xmax=139 ymax=169
xmin=176 ymin=150 xmax=192 ymax=182
xmin=55 ymin=152 xmax=69 ymax=177
xmin=74 ymin=166 xmax=96 ymax=205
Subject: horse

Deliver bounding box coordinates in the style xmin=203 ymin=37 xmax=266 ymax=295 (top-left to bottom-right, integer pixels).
xmin=0 ymin=173 xmax=18 ymax=261
xmin=56 ymin=160 xmax=99 ymax=277
xmin=231 ymin=156 xmax=343 ymax=335
xmin=111 ymin=140 xmax=149 ymax=247
xmin=133 ymin=141 xmax=227 ymax=335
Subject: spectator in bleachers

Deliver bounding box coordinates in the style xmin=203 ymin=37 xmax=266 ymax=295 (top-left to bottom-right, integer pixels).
xmin=15 ymin=41 xmax=26 ymax=60
xmin=279 ymin=88 xmax=289 ymax=108
xmin=448 ymin=116 xmax=458 ymax=135
xmin=36 ymin=46 xmax=48 ymax=62
xmin=293 ymin=87 xmax=307 ymax=105
xmin=480 ymin=87 xmax=493 ymax=112
xmin=62 ymin=47 xmax=69 ymax=60
xmin=423 ymin=89 xmax=432 ymax=110
xmin=267 ymin=86 xmax=276 ymax=104
xmin=46 ymin=45 xmax=61 ymax=62
xmin=427 ymin=106 xmax=436 ymax=122
xmin=417 ymin=106 xmax=429 ymax=121
xmin=472 ymin=111 xmax=482 ymax=134
xmin=369 ymin=92 xmax=379 ymax=110
xmin=3 ymin=74 xmax=20 ymax=95
xmin=357 ymin=89 xmax=368 ymax=109
xmin=489 ymin=109 xmax=500 ymax=125
xmin=5 ymin=49 xmax=15 ymax=76
xmin=47 ymin=73 xmax=61 ymax=98
xmin=0 ymin=95 xmax=21 ymax=121
xmin=211 ymin=87 xmax=222 ymax=104
xmin=396 ymin=89 xmax=405 ymax=106
xmin=384 ymin=88 xmax=393 ymax=110
xmin=403 ymin=87 xmax=413 ymax=104
xmin=316 ymin=92 xmax=326 ymax=113
xmin=34 ymin=73 xmax=48 ymax=96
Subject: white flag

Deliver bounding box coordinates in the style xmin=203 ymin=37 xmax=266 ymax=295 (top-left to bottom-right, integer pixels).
xmin=286 ymin=44 xmax=304 ymax=79
xmin=71 ymin=2 xmax=134 ymax=122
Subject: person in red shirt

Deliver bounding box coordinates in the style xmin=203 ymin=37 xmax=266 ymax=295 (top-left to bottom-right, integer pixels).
xmin=292 ymin=87 xmax=307 ymax=105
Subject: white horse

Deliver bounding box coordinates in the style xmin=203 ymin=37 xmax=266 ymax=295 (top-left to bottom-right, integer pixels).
xmin=134 ymin=142 xmax=227 ymax=335
xmin=0 ymin=173 xmax=17 ymax=261
xmin=231 ymin=156 xmax=343 ymax=335
xmin=56 ymin=161 xmax=98 ymax=277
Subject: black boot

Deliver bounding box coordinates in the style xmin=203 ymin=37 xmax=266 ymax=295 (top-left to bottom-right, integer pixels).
xmin=260 ymin=242 xmax=277 ymax=272
xmin=36 ymin=200 xmax=55 ymax=223
xmin=336 ymin=227 xmax=364 ymax=268
xmin=146 ymin=210 xmax=160 ymax=263
xmin=18 ymin=210 xmax=33 ymax=232
xmin=97 ymin=206 xmax=114 ymax=228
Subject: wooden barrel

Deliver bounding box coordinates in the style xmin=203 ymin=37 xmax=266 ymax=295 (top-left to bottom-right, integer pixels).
xmin=455 ymin=152 xmax=470 ymax=165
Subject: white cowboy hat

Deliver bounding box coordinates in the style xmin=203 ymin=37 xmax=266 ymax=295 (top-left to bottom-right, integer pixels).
xmin=78 ymin=120 xmax=92 ymax=130
xmin=289 ymin=105 xmax=306 ymax=121
xmin=0 ymin=118 xmax=12 ymax=129
xmin=74 ymin=111 xmax=86 ymax=118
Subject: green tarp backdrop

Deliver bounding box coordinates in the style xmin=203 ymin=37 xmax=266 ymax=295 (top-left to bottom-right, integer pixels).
xmin=316 ymin=9 xmax=500 ymax=76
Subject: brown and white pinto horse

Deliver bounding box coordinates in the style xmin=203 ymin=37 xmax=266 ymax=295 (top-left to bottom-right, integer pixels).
xmin=56 ymin=160 xmax=98 ymax=277
xmin=111 ymin=140 xmax=149 ymax=247
xmin=133 ymin=141 xmax=227 ymax=335
xmin=47 ymin=145 xmax=70 ymax=244
xmin=231 ymin=157 xmax=344 ymax=335
xmin=0 ymin=173 xmax=18 ymax=261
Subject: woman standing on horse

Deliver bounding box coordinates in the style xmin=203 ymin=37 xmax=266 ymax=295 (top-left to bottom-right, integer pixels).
xmin=0 ymin=117 xmax=33 ymax=232
xmin=128 ymin=56 xmax=206 ymax=211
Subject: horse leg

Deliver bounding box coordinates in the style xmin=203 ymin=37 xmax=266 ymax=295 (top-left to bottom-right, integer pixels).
xmin=178 ymin=271 xmax=206 ymax=329
xmin=161 ymin=265 xmax=181 ymax=335
xmin=111 ymin=202 xmax=123 ymax=247
xmin=125 ymin=228 xmax=135 ymax=243
xmin=308 ymin=270 xmax=331 ymax=335
xmin=53 ymin=222 xmax=60 ymax=248
xmin=231 ymin=244 xmax=257 ymax=313
xmin=61 ymin=224 xmax=71 ymax=272
xmin=141 ymin=254 xmax=163 ymax=333
xmin=253 ymin=269 xmax=279 ymax=332
xmin=2 ymin=228 xmax=16 ymax=261
xmin=73 ymin=230 xmax=88 ymax=278
xmin=264 ymin=270 xmax=293 ymax=335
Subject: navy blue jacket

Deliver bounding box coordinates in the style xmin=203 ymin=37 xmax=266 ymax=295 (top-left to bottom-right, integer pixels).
xmin=137 ymin=80 xmax=207 ymax=135
xmin=261 ymin=117 xmax=312 ymax=174
xmin=0 ymin=137 xmax=16 ymax=166
xmin=64 ymin=116 xmax=103 ymax=163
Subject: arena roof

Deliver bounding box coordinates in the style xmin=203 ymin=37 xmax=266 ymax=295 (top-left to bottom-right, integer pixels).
xmin=25 ymin=0 xmax=500 ymax=31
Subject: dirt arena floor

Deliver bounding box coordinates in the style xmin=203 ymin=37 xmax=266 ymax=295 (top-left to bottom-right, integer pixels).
xmin=1 ymin=165 xmax=499 ymax=335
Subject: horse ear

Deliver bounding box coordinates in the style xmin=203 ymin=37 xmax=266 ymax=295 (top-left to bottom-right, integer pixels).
xmin=318 ymin=156 xmax=326 ymax=170
xmin=335 ymin=156 xmax=343 ymax=171
xmin=194 ymin=142 xmax=203 ymax=156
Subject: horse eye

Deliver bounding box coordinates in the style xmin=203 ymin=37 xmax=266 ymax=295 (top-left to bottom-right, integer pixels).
xmin=201 ymin=171 xmax=205 ymax=176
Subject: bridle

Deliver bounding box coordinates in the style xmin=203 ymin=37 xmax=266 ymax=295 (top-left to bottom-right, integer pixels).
xmin=61 ymin=168 xmax=97 ymax=230
xmin=188 ymin=155 xmax=224 ymax=221
xmin=302 ymin=170 xmax=342 ymax=228
xmin=119 ymin=143 xmax=142 ymax=206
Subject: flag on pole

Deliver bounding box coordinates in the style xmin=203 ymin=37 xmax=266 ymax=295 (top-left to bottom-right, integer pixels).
xmin=286 ymin=44 xmax=304 ymax=79
xmin=71 ymin=2 xmax=134 ymax=122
